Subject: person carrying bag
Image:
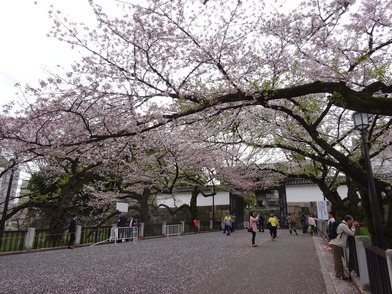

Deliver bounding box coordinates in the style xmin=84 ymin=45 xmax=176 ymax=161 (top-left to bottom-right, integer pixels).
xmin=249 ymin=211 xmax=260 ymax=247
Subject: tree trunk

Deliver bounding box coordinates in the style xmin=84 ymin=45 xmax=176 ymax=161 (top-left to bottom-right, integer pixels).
xmin=190 ymin=186 xmax=199 ymax=221
xmin=48 ymin=171 xmax=93 ymax=231
xmin=385 ymin=191 xmax=392 ymax=248
xmin=139 ymin=188 xmax=151 ymax=224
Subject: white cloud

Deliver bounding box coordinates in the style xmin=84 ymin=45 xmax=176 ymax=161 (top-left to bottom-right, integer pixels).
xmin=0 ymin=0 xmax=98 ymax=106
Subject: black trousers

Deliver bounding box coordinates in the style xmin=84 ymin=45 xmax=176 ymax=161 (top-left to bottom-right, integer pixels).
xmin=251 ymin=231 xmax=256 ymax=244
xmin=68 ymin=232 xmax=75 ymax=246
xmin=269 ymin=227 xmax=277 ymax=239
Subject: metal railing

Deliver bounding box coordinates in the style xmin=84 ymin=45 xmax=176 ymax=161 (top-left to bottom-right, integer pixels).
xmin=364 ymin=243 xmax=392 ymax=294
xmin=0 ymin=226 xmax=113 ymax=252
xmin=347 ymin=236 xmax=360 ymax=277
xmin=0 ymin=230 xmax=27 ymax=252
xmin=184 ymin=221 xmax=223 ymax=233
xmin=81 ymin=226 xmax=112 ymax=244
xmin=164 ymin=224 xmax=182 ymax=238
xmin=143 ymin=223 xmax=163 ymax=238
xmin=1 ymin=221 xmax=235 ymax=253
xmin=33 ymin=228 xmax=68 ymax=249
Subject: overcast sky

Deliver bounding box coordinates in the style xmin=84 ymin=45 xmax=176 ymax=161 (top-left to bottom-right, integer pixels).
xmin=0 ymin=0 xmax=98 ymax=107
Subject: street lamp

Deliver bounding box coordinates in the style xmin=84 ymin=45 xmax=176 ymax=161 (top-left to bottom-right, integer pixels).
xmin=212 ymin=193 xmax=215 ymax=229
xmin=352 ymin=112 xmax=386 ymax=249
xmin=0 ymin=158 xmax=17 ymax=249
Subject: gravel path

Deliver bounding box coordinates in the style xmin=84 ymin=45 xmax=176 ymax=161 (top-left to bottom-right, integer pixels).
xmin=0 ymin=230 xmax=360 ymax=294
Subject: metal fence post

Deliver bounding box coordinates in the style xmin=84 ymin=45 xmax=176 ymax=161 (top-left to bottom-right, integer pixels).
xmin=138 ymin=223 xmax=144 ymax=238
xmin=75 ymin=225 xmax=82 ymax=245
xmin=354 ymin=236 xmax=371 ymax=291
xmin=25 ymin=227 xmax=35 ymax=250
xmin=139 ymin=223 xmax=144 ymax=238
xmin=386 ymin=249 xmax=392 ymax=292
xmin=180 ymin=221 xmax=185 ymax=233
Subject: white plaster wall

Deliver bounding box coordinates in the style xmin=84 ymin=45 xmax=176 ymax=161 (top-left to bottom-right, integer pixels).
xmin=157 ymin=191 xmax=230 ymax=207
xmin=286 ymin=184 xmax=348 ymax=202
xmin=157 ymin=184 xmax=348 ymax=208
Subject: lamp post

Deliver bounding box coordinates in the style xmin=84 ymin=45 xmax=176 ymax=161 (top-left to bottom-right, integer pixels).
xmin=0 ymin=158 xmax=17 ymax=249
xmin=212 ymin=193 xmax=215 ymax=229
xmin=352 ymin=112 xmax=386 ymax=249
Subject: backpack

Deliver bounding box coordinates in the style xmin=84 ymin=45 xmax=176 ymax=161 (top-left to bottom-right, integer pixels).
xmin=328 ymin=221 xmax=340 ymax=239
xmin=290 ymin=217 xmax=296 ymax=224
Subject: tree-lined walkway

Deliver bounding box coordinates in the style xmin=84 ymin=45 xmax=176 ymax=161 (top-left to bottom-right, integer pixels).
xmin=0 ymin=230 xmax=358 ymax=294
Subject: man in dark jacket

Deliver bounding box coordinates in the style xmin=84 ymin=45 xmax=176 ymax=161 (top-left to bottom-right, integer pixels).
xmin=68 ymin=215 xmax=77 ymax=249
xmin=258 ymin=214 xmax=264 ymax=232
xmin=117 ymin=214 xmax=127 ymax=241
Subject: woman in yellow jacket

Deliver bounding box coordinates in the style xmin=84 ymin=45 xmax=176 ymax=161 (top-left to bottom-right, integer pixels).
xmin=268 ymin=214 xmax=279 ymax=241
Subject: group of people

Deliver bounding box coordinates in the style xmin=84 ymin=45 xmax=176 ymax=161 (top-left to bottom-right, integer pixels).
xmin=117 ymin=214 xmax=138 ymax=227
xmin=69 ymin=210 xmax=359 ymax=282
xmin=248 ymin=210 xmax=360 ymax=282
xmin=221 ymin=212 xmax=236 ymax=235
xmin=299 ymin=213 xmax=320 ymax=235
xmin=250 ymin=212 xmax=318 ymax=239
xmin=249 ymin=212 xmax=280 ymax=246
xmin=250 ymin=211 xmax=301 ymax=245
xmin=66 ymin=214 xmax=139 ymax=249
xmin=117 ymin=214 xmax=138 ymax=241
xmin=248 ymin=211 xmax=324 ymax=244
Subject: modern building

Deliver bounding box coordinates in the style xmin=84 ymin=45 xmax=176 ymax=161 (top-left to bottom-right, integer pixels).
xmin=0 ymin=166 xmax=30 ymax=230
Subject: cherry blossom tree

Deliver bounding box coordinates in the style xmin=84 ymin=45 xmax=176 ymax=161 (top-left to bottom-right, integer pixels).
xmin=1 ymin=0 xmax=391 ymax=159
xmin=195 ymin=96 xmax=392 ymax=246
xmin=0 ymin=0 xmax=391 ymax=241
xmin=92 ymin=125 xmax=248 ymax=223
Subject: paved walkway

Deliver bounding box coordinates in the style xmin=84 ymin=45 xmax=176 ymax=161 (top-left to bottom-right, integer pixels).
xmin=190 ymin=231 xmax=358 ymax=294
xmin=0 ymin=229 xmax=361 ymax=294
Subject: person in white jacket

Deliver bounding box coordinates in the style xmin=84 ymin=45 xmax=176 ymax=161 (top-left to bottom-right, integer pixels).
xmin=329 ymin=215 xmax=359 ymax=280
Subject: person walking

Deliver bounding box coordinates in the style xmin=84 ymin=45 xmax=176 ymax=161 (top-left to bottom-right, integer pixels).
xmin=223 ymin=212 xmax=232 ymax=236
xmin=67 ymin=215 xmax=77 ymax=249
xmin=117 ymin=214 xmax=127 ymax=241
xmin=129 ymin=216 xmax=138 ymax=241
xmin=129 ymin=216 xmax=137 ymax=227
xmin=267 ymin=213 xmax=278 ymax=241
xmin=300 ymin=213 xmax=308 ymax=235
xmin=274 ymin=215 xmax=280 ymax=238
xmin=286 ymin=213 xmax=298 ymax=235
xmin=230 ymin=214 xmax=236 ymax=232
xmin=193 ymin=218 xmax=200 ymax=233
xmin=220 ymin=218 xmax=224 ymax=232
xmin=308 ymin=213 xmax=318 ymax=235
xmin=249 ymin=211 xmax=260 ymax=247
xmin=258 ymin=213 xmax=264 ymax=232
xmin=329 ymin=215 xmax=359 ymax=280
xmin=326 ymin=212 xmax=336 ymax=251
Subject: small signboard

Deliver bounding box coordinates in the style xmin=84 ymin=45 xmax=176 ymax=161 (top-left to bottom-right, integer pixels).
xmin=317 ymin=201 xmax=328 ymax=220
xmin=116 ymin=202 xmax=128 ymax=213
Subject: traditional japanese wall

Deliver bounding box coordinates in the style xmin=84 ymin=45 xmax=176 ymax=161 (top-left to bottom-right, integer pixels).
xmin=157 ymin=191 xmax=230 ymax=207
xmin=286 ymin=184 xmax=348 ymax=203
xmin=157 ymin=183 xmax=348 ymax=209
